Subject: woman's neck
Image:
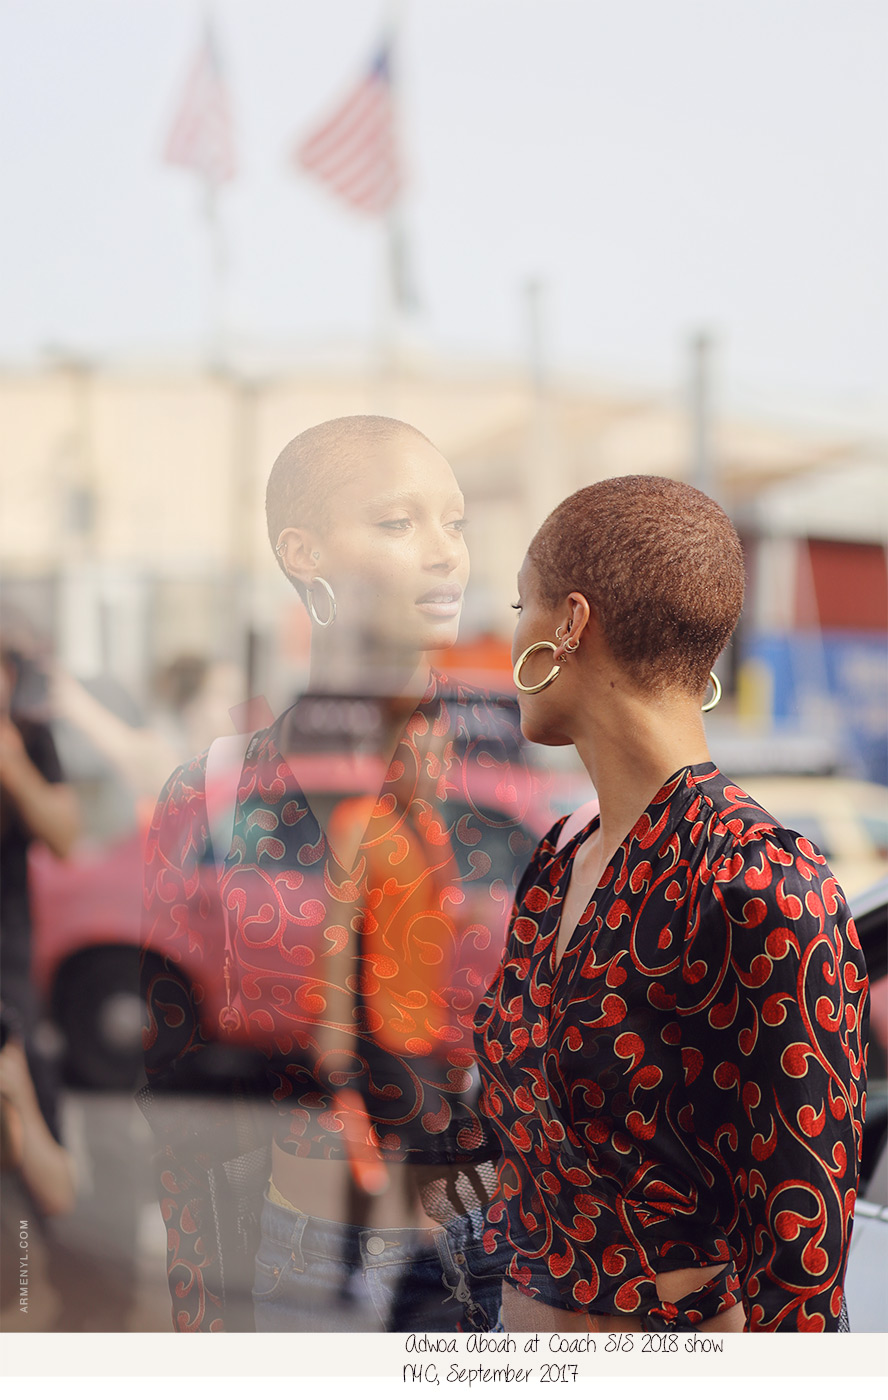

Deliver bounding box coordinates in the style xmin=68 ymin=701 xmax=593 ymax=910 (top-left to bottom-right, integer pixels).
xmin=572 ymin=688 xmax=712 ymax=864
xmin=306 ymin=642 xmax=433 ymax=702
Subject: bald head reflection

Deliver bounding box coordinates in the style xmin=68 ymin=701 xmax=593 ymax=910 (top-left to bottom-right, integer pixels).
xmin=265 ymin=415 xmax=436 ymax=569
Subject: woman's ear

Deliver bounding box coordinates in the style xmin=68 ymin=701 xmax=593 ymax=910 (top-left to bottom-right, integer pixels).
xmin=275 ymin=527 xmax=322 ymax=584
xmin=556 ymin=592 xmax=592 ymax=655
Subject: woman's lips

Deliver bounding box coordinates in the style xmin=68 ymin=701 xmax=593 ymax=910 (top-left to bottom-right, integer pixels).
xmin=415 ymin=584 xmax=463 ymax=618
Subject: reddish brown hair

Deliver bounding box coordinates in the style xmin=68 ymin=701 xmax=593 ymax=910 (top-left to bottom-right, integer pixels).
xmin=528 ymin=475 xmax=745 ymax=694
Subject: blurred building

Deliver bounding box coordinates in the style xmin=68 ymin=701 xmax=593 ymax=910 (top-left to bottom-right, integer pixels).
xmin=1 ymin=358 xmax=885 ymax=780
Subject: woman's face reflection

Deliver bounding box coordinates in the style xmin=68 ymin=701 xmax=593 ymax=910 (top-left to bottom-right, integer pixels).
xmin=315 ymin=436 xmax=470 ymax=655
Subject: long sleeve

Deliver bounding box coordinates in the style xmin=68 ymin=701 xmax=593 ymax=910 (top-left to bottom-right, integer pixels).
xmin=140 ymin=756 xmax=230 ymax=1332
xmin=676 ymin=829 xmax=867 ymax=1331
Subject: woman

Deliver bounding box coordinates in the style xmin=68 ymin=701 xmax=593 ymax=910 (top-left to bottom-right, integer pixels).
xmin=142 ymin=415 xmax=532 ymax=1332
xmin=474 ymin=474 xmax=867 ymax=1333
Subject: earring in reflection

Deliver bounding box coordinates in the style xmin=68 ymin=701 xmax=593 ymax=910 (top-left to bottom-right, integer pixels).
xmin=308 ymin=576 xmax=337 ymax=627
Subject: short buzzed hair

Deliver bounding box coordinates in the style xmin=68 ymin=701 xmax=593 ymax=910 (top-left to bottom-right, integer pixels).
xmin=265 ymin=415 xmax=434 ymax=576
xmin=528 ymin=475 xmax=745 ymax=695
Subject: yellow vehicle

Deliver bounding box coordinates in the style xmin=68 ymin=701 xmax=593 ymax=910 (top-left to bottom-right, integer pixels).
xmin=734 ymin=775 xmax=888 ymax=900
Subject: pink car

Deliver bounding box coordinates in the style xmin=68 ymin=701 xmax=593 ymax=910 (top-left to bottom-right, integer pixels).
xmin=29 ymin=751 xmax=585 ymax=1089
xmin=29 ymin=828 xmax=146 ymax=1088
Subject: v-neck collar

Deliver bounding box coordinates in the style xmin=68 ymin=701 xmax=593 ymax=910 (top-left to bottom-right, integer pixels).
xmin=253 ymin=668 xmax=446 ymax=876
xmin=547 ymin=761 xmax=720 ymax=976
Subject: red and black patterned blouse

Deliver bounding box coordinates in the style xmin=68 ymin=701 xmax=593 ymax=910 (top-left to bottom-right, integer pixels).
xmin=143 ymin=671 xmax=537 ymax=1165
xmin=473 ymin=764 xmax=868 ymax=1332
xmin=142 ymin=671 xmax=544 ymax=1329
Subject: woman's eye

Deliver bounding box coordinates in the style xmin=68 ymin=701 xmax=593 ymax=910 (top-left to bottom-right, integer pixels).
xmin=511 ymin=602 xmax=522 ymax=611
xmin=379 ymin=518 xmax=412 ymax=531
xmin=447 ymin=518 xmax=468 ymax=533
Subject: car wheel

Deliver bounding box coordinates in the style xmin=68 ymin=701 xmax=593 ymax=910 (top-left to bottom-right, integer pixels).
xmin=54 ymin=948 xmax=153 ymax=1090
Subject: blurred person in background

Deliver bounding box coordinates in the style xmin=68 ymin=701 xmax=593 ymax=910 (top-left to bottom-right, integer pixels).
xmin=141 ymin=416 xmax=535 ymax=1332
xmin=0 ymin=1013 xmax=75 ymax=1218
xmin=0 ymin=1009 xmax=77 ymax=1330
xmin=475 ymin=476 xmax=867 ymax=1333
xmin=1 ymin=642 xmax=80 ymax=880
xmin=0 ymin=642 xmax=79 ymax=1327
xmin=49 ymin=653 xmax=245 ymax=817
xmin=151 ymin=655 xmax=247 ymax=764
xmin=0 ymin=643 xmax=79 ymax=1103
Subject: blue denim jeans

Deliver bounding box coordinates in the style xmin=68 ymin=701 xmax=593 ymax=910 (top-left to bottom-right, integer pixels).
xmin=252 ymin=1194 xmax=506 ymax=1333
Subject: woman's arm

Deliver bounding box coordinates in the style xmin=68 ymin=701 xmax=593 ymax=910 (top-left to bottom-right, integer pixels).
xmin=0 ymin=716 xmax=80 ymax=858
xmin=679 ymin=833 xmax=867 ymax=1331
xmin=51 ymin=666 xmax=179 ymax=800
xmin=141 ymin=757 xmax=232 ymax=1332
xmin=0 ymin=1039 xmax=76 ymax=1216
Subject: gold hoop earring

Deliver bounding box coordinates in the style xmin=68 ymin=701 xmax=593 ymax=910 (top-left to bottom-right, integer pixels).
xmin=702 ymin=670 xmax=721 ymax=712
xmin=513 ymin=641 xmax=561 ymax=694
xmin=308 ymin=575 xmax=337 ymax=627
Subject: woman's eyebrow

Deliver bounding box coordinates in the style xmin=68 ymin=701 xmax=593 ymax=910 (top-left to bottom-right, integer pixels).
xmin=364 ymin=491 xmax=465 ymax=511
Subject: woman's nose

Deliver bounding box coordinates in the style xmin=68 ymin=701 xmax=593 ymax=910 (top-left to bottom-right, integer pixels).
xmin=426 ymin=522 xmax=465 ymax=571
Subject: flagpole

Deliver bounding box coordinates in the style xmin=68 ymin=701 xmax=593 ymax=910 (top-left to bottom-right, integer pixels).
xmin=204 ymin=177 xmax=227 ymax=369
xmin=293 ymin=9 xmax=408 ymax=391
xmin=379 ymin=0 xmax=408 ymax=384
xmin=203 ymin=2 xmax=226 ymax=369
xmin=164 ymin=4 xmax=236 ymax=370
xmin=523 ymin=278 xmax=560 ymax=536
xmin=689 ymin=329 xmax=715 ymax=498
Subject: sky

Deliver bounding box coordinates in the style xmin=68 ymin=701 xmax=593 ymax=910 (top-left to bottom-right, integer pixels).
xmin=2 ymin=0 xmax=887 ymax=419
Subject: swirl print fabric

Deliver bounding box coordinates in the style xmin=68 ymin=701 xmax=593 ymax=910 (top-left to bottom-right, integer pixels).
xmin=141 ymin=671 xmax=537 ymax=1330
xmin=473 ymin=764 xmax=868 ymax=1332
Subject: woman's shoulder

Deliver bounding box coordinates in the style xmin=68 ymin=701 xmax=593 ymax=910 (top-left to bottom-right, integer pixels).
xmin=151 ymin=722 xmax=274 ymax=822
xmin=691 ymin=768 xmax=850 ymax=911
xmin=681 ymin=773 xmax=866 ymax=1017
xmin=692 ymin=768 xmax=807 ymax=855
xmin=153 ymin=747 xmax=209 ymax=812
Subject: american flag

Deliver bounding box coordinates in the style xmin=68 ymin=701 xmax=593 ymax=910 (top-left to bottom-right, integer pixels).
xmin=164 ymin=24 xmax=236 ymax=188
xmin=295 ymin=46 xmax=402 ymax=216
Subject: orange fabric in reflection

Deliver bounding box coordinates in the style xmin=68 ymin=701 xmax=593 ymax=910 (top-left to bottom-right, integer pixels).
xmin=329 ymin=792 xmax=461 ymax=1061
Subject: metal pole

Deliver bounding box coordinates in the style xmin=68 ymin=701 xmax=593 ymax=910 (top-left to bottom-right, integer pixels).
xmin=203 ymin=2 xmax=228 ymax=370
xmin=525 ymin=277 xmax=545 ymax=395
xmin=523 ymin=278 xmax=560 ymax=537
xmin=375 ymin=0 xmax=409 ymax=389
xmin=203 ymin=180 xmax=227 ymax=370
xmin=689 ymin=329 xmax=714 ymax=497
